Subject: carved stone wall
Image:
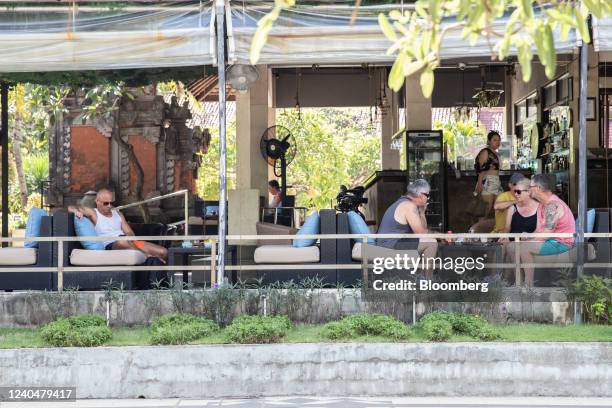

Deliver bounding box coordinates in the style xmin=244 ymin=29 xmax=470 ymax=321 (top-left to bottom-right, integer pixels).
xmin=48 ymin=90 xmax=211 ymax=218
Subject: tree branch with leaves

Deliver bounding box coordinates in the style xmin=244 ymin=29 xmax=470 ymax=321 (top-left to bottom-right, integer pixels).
xmin=250 ymin=0 xmax=611 ymax=97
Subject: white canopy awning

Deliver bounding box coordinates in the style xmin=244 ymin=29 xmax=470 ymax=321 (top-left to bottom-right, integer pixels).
xmin=227 ymin=1 xmax=579 ymax=66
xmin=0 ymin=1 xmax=216 ymax=72
xmin=593 ymin=16 xmax=612 ymax=52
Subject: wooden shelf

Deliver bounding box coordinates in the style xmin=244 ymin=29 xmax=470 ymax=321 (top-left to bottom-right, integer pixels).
xmin=540 ymin=149 xmax=569 ymax=158
xmin=541 ymin=130 xmax=570 ymax=140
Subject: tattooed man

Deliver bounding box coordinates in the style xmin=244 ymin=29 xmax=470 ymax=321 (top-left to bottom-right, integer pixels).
xmin=517 ymin=174 xmax=575 ymax=286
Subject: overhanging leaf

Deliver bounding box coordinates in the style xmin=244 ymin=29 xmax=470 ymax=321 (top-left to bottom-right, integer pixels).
xmin=581 ymin=0 xmax=603 ymax=18
xmin=379 ymin=13 xmax=398 ymax=41
xmin=517 ymin=42 xmax=532 ymax=82
xmin=388 ymin=54 xmax=407 ymax=91
xmin=520 ymin=0 xmax=533 ymax=19
xmin=575 ymin=8 xmax=591 ymax=43
xmin=543 ymin=24 xmax=557 ymax=78
xmin=404 ymin=60 xmax=426 ymax=78
xmin=419 ymin=68 xmax=434 ymax=98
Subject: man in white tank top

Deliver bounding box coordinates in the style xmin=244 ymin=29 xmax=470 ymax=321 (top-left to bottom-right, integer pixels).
xmin=68 ymin=188 xmax=168 ymax=262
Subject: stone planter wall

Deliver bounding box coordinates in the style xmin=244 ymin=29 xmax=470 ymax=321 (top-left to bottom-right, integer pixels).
xmin=0 ymin=288 xmax=574 ymax=328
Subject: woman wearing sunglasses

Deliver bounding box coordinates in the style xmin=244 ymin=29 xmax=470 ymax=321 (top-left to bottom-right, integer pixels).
xmin=501 ymin=178 xmax=539 ymax=271
xmin=504 ymin=178 xmax=539 ymax=234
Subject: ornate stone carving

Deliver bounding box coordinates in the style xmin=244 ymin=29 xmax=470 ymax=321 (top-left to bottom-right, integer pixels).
xmin=162 ymin=96 xmax=211 ymax=189
xmin=49 ymin=88 xmax=213 ymax=215
xmin=61 ymin=126 xmax=71 ymax=193
xmin=122 ymin=126 xmax=160 ymax=145
xmin=119 ymin=95 xmax=165 ymax=128
xmin=166 ymin=159 xmax=175 ymax=193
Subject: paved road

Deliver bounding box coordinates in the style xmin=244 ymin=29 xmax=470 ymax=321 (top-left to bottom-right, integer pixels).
xmin=1 ymin=397 xmax=611 ymax=408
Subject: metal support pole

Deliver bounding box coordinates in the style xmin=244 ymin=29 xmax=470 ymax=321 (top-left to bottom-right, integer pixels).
xmin=575 ymin=39 xmax=589 ymax=324
xmin=210 ymin=240 xmax=217 ymax=286
xmin=514 ymin=237 xmax=521 ymax=286
xmin=57 ymin=240 xmax=64 ymax=292
xmin=184 ymin=190 xmax=189 ymax=238
xmin=1 ymin=82 xmax=8 ymax=247
xmin=215 ymin=0 xmax=227 ymax=286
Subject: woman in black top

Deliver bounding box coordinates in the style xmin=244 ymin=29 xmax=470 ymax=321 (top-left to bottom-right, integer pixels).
xmin=475 ymin=131 xmax=502 ymax=217
xmin=503 ymin=178 xmax=538 ymax=233
xmin=502 ymin=178 xmax=539 ymax=269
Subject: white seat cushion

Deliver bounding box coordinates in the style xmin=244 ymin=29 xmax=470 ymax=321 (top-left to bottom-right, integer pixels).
xmin=70 ymin=249 xmax=147 ymax=266
xmin=352 ymin=242 xmax=363 ymax=261
xmin=254 ymin=245 xmax=320 ymax=264
xmin=0 ymin=248 xmax=37 ymax=265
xmin=351 ymin=242 xmax=420 ymax=262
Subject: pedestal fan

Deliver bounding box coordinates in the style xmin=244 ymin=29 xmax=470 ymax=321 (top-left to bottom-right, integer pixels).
xmin=260 ymin=125 xmax=296 ymax=200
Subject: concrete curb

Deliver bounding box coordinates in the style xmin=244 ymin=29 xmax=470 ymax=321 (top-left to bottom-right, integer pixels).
xmin=1 ymin=342 xmax=610 ymax=398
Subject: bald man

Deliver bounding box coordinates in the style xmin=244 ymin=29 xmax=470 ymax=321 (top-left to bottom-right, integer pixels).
xmin=68 ymin=188 xmax=168 ymax=262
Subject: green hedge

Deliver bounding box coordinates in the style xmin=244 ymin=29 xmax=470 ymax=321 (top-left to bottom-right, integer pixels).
xmin=225 ymin=315 xmax=293 ymax=344
xmin=40 ymin=315 xmax=112 ymax=347
xmin=418 ymin=311 xmax=501 ymax=341
xmin=321 ymin=313 xmax=411 ymax=340
xmin=150 ymin=314 xmax=219 ymax=345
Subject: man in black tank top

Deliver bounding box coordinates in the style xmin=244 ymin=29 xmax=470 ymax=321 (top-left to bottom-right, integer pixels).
xmin=376 ymin=179 xmax=438 ymax=275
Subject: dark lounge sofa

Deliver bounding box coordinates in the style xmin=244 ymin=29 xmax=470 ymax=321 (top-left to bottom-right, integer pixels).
xmin=0 ymin=216 xmax=54 ymax=291
xmin=52 ymin=211 xmax=166 ymax=290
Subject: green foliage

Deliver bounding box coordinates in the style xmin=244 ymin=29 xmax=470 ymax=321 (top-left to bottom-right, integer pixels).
xmin=23 ymin=153 xmax=49 ymax=194
xmin=63 ymin=314 xmax=106 ymax=328
xmin=79 ymin=83 xmax=128 ymax=122
xmin=250 ymin=1 xmax=612 ymax=96
xmin=196 ymin=107 xmax=380 ymax=208
xmin=6 ymin=83 xmax=64 ymax=229
xmin=225 ymin=315 xmax=293 ymax=344
xmin=434 ymin=119 xmax=486 ymax=165
xmin=572 ymin=276 xmax=611 ymax=324
xmin=320 ymin=313 xmax=412 ymax=340
xmin=150 ymin=314 xmax=219 ymax=345
xmin=40 ymin=315 xmax=112 ymax=347
xmin=421 ymin=318 xmax=453 ymax=341
xmin=276 ymin=108 xmax=380 ymax=209
xmin=320 ymin=321 xmax=356 ymax=340
xmin=419 ymin=311 xmax=501 ymax=341
xmin=196 ymin=119 xmax=237 ymax=200
xmin=0 ymin=66 xmax=211 ymax=87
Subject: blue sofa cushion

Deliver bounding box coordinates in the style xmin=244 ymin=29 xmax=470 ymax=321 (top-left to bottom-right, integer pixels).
xmin=347 ymin=211 xmax=375 ymax=244
xmin=575 ymin=209 xmax=596 ymax=234
xmin=587 ymin=209 xmax=596 ymax=234
xmin=74 ymin=216 xmax=105 ymax=251
xmin=24 ymin=208 xmax=47 ymax=248
xmin=293 ymin=211 xmax=320 ymax=248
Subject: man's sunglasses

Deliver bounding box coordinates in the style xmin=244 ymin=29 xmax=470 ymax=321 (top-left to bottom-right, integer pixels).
xmin=513 ymin=189 xmax=529 ymax=195
xmin=421 ymin=192 xmax=430 ymax=198
xmin=101 ymin=201 xmax=113 ymax=206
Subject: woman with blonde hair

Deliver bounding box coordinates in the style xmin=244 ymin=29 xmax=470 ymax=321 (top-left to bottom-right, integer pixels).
xmin=501 ymin=177 xmax=539 ymax=273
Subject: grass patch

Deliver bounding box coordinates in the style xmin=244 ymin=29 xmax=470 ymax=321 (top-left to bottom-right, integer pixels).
xmin=149 ymin=314 xmax=219 ymax=345
xmin=494 ymin=323 xmax=612 ymax=342
xmin=0 ymin=322 xmax=610 ymax=349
